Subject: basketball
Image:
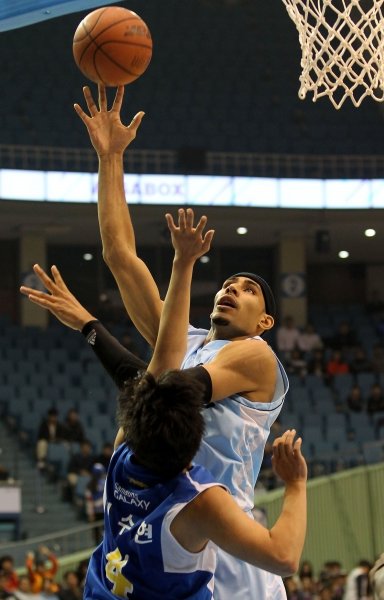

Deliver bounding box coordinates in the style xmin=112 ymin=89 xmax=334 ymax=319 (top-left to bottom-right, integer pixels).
xmin=73 ymin=6 xmax=152 ymax=86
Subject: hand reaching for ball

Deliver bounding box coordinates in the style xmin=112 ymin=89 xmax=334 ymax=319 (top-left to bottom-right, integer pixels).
xmin=74 ymin=85 xmax=144 ymax=157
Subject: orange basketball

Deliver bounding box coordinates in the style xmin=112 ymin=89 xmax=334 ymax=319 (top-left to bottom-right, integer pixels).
xmin=73 ymin=6 xmax=152 ymax=86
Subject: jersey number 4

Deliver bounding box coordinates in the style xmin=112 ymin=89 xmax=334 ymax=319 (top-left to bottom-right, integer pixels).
xmin=106 ymin=548 xmax=134 ymax=597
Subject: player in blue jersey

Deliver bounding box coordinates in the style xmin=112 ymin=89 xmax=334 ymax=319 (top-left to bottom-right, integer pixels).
xmin=21 ymin=209 xmax=306 ymax=600
xmin=71 ymin=84 xmax=291 ymax=599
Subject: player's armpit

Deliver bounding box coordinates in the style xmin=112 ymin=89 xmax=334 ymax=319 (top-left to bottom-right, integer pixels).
xmin=203 ymin=339 xmax=277 ymax=402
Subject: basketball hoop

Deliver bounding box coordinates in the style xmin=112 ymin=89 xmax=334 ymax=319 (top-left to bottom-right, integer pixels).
xmin=281 ymin=0 xmax=384 ymax=109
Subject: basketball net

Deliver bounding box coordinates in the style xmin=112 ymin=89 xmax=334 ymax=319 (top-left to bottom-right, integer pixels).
xmin=281 ymin=0 xmax=384 ymax=109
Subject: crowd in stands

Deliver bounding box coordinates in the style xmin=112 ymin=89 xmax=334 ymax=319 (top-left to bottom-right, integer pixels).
xmin=275 ymin=314 xmax=384 ymax=411
xmin=256 ymin=306 xmax=384 ymax=491
xmin=0 ymin=551 xmax=86 ymax=600
xmin=1 ymin=552 xmax=383 ymax=600
xmin=32 ymin=406 xmax=113 ymax=530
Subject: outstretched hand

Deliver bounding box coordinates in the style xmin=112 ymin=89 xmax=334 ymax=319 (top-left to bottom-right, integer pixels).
xmin=74 ymin=84 xmax=144 ymax=157
xmin=19 ymin=264 xmax=95 ymax=331
xmin=165 ymin=208 xmax=215 ymax=262
xmin=272 ymin=430 xmax=307 ymax=483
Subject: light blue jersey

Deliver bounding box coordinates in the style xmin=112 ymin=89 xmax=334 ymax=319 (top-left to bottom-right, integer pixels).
xmin=181 ymin=326 xmax=289 ymax=600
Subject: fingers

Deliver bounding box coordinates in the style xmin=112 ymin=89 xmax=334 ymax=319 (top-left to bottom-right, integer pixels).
xmin=20 ymin=286 xmax=45 ymax=299
xmin=83 ymin=85 xmax=99 ymax=116
xmin=185 ymin=207 xmax=195 ymax=229
xmin=178 ymin=208 xmax=187 ymax=230
xmin=111 ymin=86 xmax=125 ymax=112
xmin=273 ymin=429 xmax=296 ymax=459
xmin=165 ymin=208 xmax=214 ymax=254
xmin=202 ymin=229 xmax=215 ymax=252
xmin=293 ymin=436 xmax=303 ymax=456
xmin=73 ymin=102 xmax=89 ymax=124
xmin=165 ymin=212 xmax=177 ymax=232
xmin=32 ymin=264 xmax=55 ymax=294
xmin=50 ymin=265 xmax=70 ymax=292
xmin=128 ymin=111 xmax=145 ymax=134
xmin=98 ymin=84 xmax=107 ymax=111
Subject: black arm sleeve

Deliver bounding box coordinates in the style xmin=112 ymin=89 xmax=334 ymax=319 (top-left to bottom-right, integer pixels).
xmin=182 ymin=366 xmax=213 ymax=406
xmin=81 ymin=321 xmax=148 ymax=389
xmin=81 ymin=321 xmax=212 ymax=403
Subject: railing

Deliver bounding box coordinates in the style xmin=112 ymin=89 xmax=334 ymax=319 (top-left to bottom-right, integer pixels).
xmin=1 ymin=144 xmax=384 ymax=178
xmin=0 ymin=521 xmax=102 ymax=568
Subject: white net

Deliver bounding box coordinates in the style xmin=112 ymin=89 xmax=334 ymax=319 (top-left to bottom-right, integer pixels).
xmin=281 ymin=0 xmax=384 ymax=109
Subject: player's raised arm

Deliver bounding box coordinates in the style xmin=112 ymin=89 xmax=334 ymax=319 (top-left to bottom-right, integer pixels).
xmin=74 ymin=84 xmax=163 ymax=346
xmin=147 ymin=208 xmax=214 ymax=376
xmin=173 ymin=430 xmax=307 ymax=576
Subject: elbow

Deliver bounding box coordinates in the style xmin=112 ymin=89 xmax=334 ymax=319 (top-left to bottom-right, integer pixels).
xmin=102 ymin=245 xmax=117 ymax=267
xmin=102 ymin=243 xmax=128 ymax=269
xmin=275 ymin=555 xmax=300 ymax=578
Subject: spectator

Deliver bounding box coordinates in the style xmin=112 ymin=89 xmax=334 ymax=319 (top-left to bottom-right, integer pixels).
xmin=62 ymin=409 xmax=86 ymax=445
xmin=307 ymin=349 xmax=327 ymax=378
xmin=276 ymin=315 xmax=300 ymax=360
xmin=0 ymin=570 xmax=16 ymax=600
xmin=0 ymin=466 xmax=11 ymax=482
xmin=367 ymin=384 xmax=384 ymax=414
xmin=40 ymin=577 xmax=60 ymax=600
xmin=299 ymin=560 xmax=314 ymax=580
xmin=94 ymin=442 xmax=113 ymax=470
xmin=344 ymin=560 xmax=372 ymax=599
xmin=75 ymin=560 xmax=89 ymax=592
xmin=300 ymin=576 xmax=316 ymax=599
xmin=346 ymin=385 xmax=365 ymax=413
xmin=328 ymin=321 xmax=359 ymax=352
xmin=326 ymin=350 xmax=350 ymax=380
xmin=372 ymin=344 xmax=384 ymax=374
xmin=285 ymin=349 xmax=308 ymax=379
xmin=25 ymin=546 xmax=58 ymax=594
xmin=0 ymin=557 xmax=18 ymax=593
xmin=12 ymin=576 xmax=34 ymax=600
xmin=298 ymin=323 xmax=323 ymax=353
xmin=36 ymin=408 xmax=67 ymax=470
xmin=370 ymin=553 xmax=384 ymax=600
xmin=84 ymin=463 xmax=106 ymax=544
xmin=65 ymin=440 xmax=95 ymax=502
xmin=284 ymin=575 xmax=305 ymax=599
xmin=58 ymin=571 xmax=82 ymax=600
xmin=349 ymin=347 xmax=373 ymax=375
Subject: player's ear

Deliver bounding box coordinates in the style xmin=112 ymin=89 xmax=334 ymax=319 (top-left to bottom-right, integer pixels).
xmin=258 ymin=314 xmax=274 ymax=331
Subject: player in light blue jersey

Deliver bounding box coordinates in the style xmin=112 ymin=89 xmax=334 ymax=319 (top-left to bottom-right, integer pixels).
xmin=73 ymin=84 xmax=291 ymax=600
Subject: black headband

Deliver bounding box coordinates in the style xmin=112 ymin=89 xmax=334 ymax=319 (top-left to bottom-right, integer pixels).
xmin=231 ymin=272 xmax=276 ymax=319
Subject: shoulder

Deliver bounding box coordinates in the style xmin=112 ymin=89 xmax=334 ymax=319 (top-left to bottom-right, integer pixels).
xmin=215 ymin=337 xmax=276 ymax=369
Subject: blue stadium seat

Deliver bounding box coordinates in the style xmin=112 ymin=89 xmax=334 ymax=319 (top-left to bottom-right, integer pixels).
xmin=46 ymin=442 xmax=71 ymax=479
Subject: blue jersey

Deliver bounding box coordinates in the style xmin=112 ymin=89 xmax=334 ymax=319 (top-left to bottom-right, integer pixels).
xmin=84 ymin=444 xmax=221 ymax=600
xmin=181 ymin=326 xmax=289 ymax=600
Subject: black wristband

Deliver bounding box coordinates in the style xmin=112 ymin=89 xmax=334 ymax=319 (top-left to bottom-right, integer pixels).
xmin=81 ymin=320 xmax=100 ymax=345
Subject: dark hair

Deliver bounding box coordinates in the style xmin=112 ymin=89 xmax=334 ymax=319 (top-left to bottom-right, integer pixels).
xmin=117 ymin=370 xmax=206 ymax=478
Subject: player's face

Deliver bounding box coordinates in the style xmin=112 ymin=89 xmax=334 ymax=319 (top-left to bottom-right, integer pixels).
xmin=210 ymin=276 xmax=271 ymax=338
